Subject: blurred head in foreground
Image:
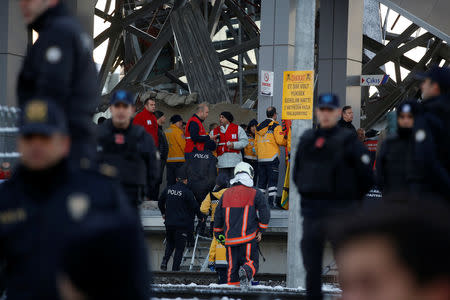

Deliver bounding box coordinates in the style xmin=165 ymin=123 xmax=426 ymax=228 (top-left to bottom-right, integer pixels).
xmin=330 ymin=201 xmax=450 ymax=300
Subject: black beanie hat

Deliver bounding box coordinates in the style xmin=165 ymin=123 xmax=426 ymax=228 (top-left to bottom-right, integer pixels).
xmin=170 ymin=114 xmax=182 ymax=124
xmin=220 ymin=111 xmax=234 ymax=123
xmin=154 ymin=110 xmax=164 ymax=119
xmin=248 ymin=119 xmax=258 ymax=128
xmin=176 ymin=164 xmax=188 ymax=180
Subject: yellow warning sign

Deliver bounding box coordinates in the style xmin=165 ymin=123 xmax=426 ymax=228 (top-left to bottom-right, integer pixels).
xmin=282 ymin=71 xmax=314 ymax=120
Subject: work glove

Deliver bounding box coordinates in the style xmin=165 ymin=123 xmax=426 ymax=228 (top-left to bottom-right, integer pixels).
xmin=218 ymin=234 xmax=226 ymax=245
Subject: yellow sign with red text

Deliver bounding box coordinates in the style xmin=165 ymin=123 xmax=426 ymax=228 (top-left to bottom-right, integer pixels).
xmin=282 ymin=71 xmax=314 ymax=120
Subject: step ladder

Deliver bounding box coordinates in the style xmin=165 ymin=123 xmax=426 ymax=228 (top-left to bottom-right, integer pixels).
xmin=180 ymin=234 xmax=213 ymax=272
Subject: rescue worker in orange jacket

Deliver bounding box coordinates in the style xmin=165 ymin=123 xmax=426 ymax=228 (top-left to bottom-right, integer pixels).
xmin=213 ymin=162 xmax=270 ymax=287
xmin=256 ymin=107 xmax=287 ymax=208
xmin=185 ymin=103 xmax=216 ymax=154
xmin=165 ymin=115 xmax=186 ymax=186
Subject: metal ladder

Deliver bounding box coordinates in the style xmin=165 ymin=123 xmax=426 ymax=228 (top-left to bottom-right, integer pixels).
xmin=180 ymin=234 xmax=213 ymax=271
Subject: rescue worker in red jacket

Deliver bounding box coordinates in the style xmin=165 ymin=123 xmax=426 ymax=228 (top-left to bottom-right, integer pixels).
xmin=213 ymin=162 xmax=270 ymax=287
xmin=133 ymin=97 xmax=159 ymax=147
xmin=185 ymin=103 xmax=216 ymax=154
xmin=212 ymin=112 xmax=248 ymax=178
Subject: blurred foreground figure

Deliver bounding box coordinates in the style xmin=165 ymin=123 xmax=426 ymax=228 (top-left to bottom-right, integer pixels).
xmin=294 ymin=93 xmax=373 ymax=300
xmin=17 ymin=0 xmax=99 ymax=161
xmin=331 ymin=201 xmax=450 ymax=300
xmin=58 ymin=213 xmax=151 ymax=300
xmin=0 ymin=100 xmax=148 ymax=300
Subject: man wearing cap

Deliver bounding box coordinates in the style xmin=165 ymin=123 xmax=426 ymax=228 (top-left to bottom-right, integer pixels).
xmin=414 ymin=66 xmax=450 ymax=200
xmin=293 ymin=93 xmax=374 ymax=300
xmin=165 ymin=115 xmax=186 ymax=186
xmin=212 ymin=112 xmax=248 ymax=178
xmin=376 ymin=101 xmax=426 ymax=197
xmin=255 ymin=106 xmax=287 ymax=209
xmin=158 ymin=165 xmax=204 ymax=271
xmin=98 ymin=90 xmax=159 ymax=207
xmin=17 ymin=0 xmax=99 ymax=162
xmin=0 ymin=99 xmax=141 ymax=300
xmin=133 ymin=97 xmax=159 ymax=146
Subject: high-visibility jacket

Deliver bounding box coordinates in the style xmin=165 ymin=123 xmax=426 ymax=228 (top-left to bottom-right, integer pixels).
xmin=200 ymin=188 xmax=227 ymax=222
xmin=208 ymin=237 xmax=227 ymax=268
xmin=243 ymin=135 xmax=257 ymax=161
xmin=165 ymin=124 xmax=186 ymax=163
xmin=255 ymin=119 xmax=287 ymax=162
xmin=213 ymin=123 xmax=240 ymax=156
xmin=213 ymin=184 xmax=270 ymax=246
xmin=185 ymin=115 xmax=208 ymax=153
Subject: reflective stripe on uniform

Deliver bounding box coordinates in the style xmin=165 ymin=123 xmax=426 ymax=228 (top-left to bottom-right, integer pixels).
xmin=214 ymin=228 xmax=223 ymax=232
xmin=185 ymin=134 xmax=208 ymax=140
xmin=225 ymin=231 xmax=257 ymax=246
xmin=167 ymin=157 xmax=185 ymax=162
xmin=246 ymin=243 xmax=256 ymax=277
xmin=258 ymin=153 xmax=278 ymax=162
xmin=244 ymin=155 xmax=257 ymax=160
xmin=241 ymin=205 xmax=249 ymax=236
xmin=259 ymin=223 xmax=268 ymax=229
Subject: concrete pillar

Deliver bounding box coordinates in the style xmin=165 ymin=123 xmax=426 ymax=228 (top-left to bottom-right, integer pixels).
xmin=257 ymin=0 xmax=297 ymax=122
xmin=317 ymin=0 xmax=364 ymax=128
xmin=65 ymin=0 xmax=95 ymax=36
xmin=0 ymin=0 xmax=27 ymax=106
xmin=286 ymin=0 xmax=316 ymax=289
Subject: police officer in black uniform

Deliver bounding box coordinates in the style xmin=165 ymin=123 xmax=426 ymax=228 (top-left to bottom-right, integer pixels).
xmin=17 ymin=0 xmax=99 ymax=161
xmin=97 ymin=90 xmax=159 ymax=207
xmin=185 ymin=140 xmax=218 ymax=204
xmin=377 ymin=101 xmax=424 ymax=198
xmin=413 ymin=66 xmax=450 ymax=201
xmin=158 ymin=165 xmax=204 ymax=271
xmin=0 ymin=99 xmax=149 ymax=300
xmin=293 ymin=93 xmax=374 ymax=300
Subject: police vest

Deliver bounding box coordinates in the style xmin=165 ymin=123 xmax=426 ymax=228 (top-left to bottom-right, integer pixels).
xmin=214 ymin=123 xmax=240 ymax=156
xmin=185 ymin=116 xmax=208 ymax=153
xmin=296 ymin=129 xmax=356 ymax=199
xmin=98 ymin=124 xmax=147 ymax=186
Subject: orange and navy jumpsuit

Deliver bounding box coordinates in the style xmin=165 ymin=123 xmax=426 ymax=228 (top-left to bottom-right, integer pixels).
xmin=213 ymin=184 xmax=270 ymax=285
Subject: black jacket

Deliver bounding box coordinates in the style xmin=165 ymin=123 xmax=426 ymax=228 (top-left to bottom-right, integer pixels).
xmin=294 ymin=126 xmax=374 ymax=217
xmin=0 ymin=161 xmax=149 ymax=300
xmin=376 ymin=128 xmax=423 ymax=196
xmin=158 ymin=182 xmax=202 ymax=230
xmin=185 ymin=149 xmax=218 ymax=199
xmin=158 ymin=126 xmax=169 ymax=162
xmin=97 ymin=120 xmax=159 ymax=204
xmin=17 ymin=3 xmax=98 ymax=153
xmin=337 ymin=119 xmax=356 ymax=132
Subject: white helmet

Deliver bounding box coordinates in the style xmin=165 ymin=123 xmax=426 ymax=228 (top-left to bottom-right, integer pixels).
xmin=234 ymin=162 xmax=254 ymax=179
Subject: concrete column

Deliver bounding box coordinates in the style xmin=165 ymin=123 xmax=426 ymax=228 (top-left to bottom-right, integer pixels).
xmin=65 ymin=0 xmax=95 ymax=36
xmin=257 ymin=0 xmax=297 ymax=122
xmin=0 ymin=0 xmax=27 ymax=106
xmin=317 ymin=0 xmax=364 ymax=128
xmin=286 ymin=0 xmax=316 ymax=289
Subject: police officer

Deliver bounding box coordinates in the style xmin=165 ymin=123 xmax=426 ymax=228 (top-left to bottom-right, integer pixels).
xmin=185 ymin=140 xmax=218 ymax=204
xmin=293 ymin=93 xmax=374 ymax=300
xmin=0 ymin=99 xmax=145 ymax=300
xmin=97 ymin=90 xmax=159 ymax=207
xmin=158 ymin=165 xmax=204 ymax=271
xmin=377 ymin=101 xmax=423 ymax=197
xmin=214 ymin=162 xmax=270 ymax=287
xmin=17 ymin=0 xmax=99 ymax=161
xmin=414 ymin=66 xmax=450 ymax=200
xmin=59 ymin=212 xmax=151 ymax=300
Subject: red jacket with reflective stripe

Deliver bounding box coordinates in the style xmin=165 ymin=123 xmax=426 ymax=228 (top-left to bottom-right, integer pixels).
xmin=213 ymin=123 xmax=241 ymax=156
xmin=213 ymin=184 xmax=270 ymax=246
xmin=185 ymin=115 xmax=207 ymax=153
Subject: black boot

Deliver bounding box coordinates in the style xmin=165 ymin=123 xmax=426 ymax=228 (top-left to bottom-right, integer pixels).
xmin=160 ymin=260 xmax=168 ymax=271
